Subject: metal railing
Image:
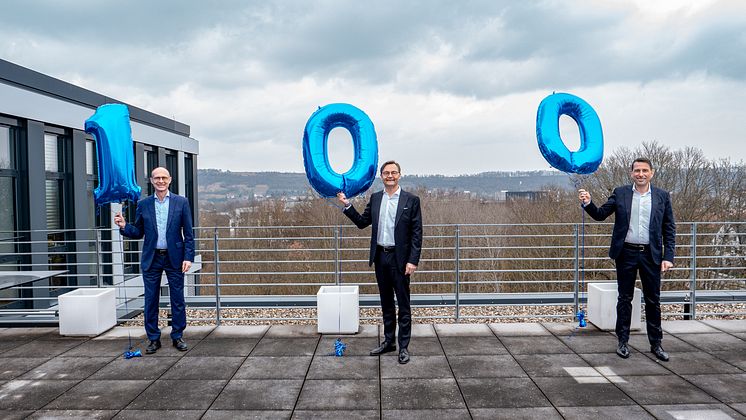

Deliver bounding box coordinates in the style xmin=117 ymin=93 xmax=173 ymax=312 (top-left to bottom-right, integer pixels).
xmin=0 ymin=222 xmax=744 ymax=325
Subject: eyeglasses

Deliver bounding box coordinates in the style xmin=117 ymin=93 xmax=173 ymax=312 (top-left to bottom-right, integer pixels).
xmin=381 ymin=171 xmax=399 ymax=176
xmin=151 ymin=176 xmax=170 ymax=181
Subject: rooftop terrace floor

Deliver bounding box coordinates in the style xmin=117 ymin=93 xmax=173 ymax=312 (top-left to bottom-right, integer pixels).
xmin=0 ymin=320 xmax=745 ymax=419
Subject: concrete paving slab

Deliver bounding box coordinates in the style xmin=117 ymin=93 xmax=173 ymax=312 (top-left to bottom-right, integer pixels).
xmin=234 ymin=356 xmax=312 ymax=380
xmin=114 ymin=409 xmax=205 ymax=419
xmin=295 ymin=409 xmax=378 ymax=419
xmin=435 ymin=323 xmax=493 ymax=336
xmin=184 ymin=338 xmax=258 ymax=356
xmin=381 ymin=378 xmax=464 ymax=410
xmin=296 ymin=379 xmax=379 ymax=410
xmin=207 ymin=325 xmax=268 ymax=338
xmin=577 ymin=352 xmax=671 ymax=376
xmin=20 ymin=356 xmax=112 ymax=380
xmin=161 ymin=356 xmax=243 ymax=380
xmin=499 ymin=335 xmax=574 ymax=354
xmin=60 ymin=338 xmax=134 ymax=357
xmin=44 ymin=379 xmax=151 ymax=410
xmin=307 ymin=355 xmax=378 ymax=379
xmin=439 ymin=335 xmax=508 ymax=356
xmin=202 ymin=410 xmax=290 ymax=420
xmin=405 ymin=337 xmax=444 ymax=356
xmin=266 ymin=325 xmax=319 ymax=337
xmin=683 ymin=374 xmax=746 ymax=403
xmin=471 ymin=407 xmax=562 ymax=420
xmin=0 ymin=410 xmax=33 ymax=420
xmin=161 ymin=325 xmax=215 ymax=339
xmin=381 ymin=355 xmax=452 ymax=379
xmin=663 ymin=320 xmax=720 ymax=334
xmin=320 ymin=324 xmax=378 ymax=338
xmin=28 ymin=409 xmax=118 ymax=419
xmin=711 ymin=351 xmax=746 ymax=371
xmin=459 ymin=377 xmax=551 ymax=408
xmin=0 ymin=328 xmax=57 ymax=339
xmin=127 ymin=379 xmax=226 ymax=410
xmin=139 ymin=340 xmax=199 ymax=358
xmin=656 ymin=351 xmax=740 ymax=375
xmin=543 ymin=322 xmax=607 ymax=336
xmin=89 ymin=356 xmax=180 ymax=380
xmin=675 ymin=333 xmax=746 ymax=353
xmin=251 ymin=338 xmax=318 ymax=356
xmin=555 ymin=405 xmax=654 ymax=419
xmin=210 ymin=379 xmax=302 ymax=410
xmin=318 ymin=336 xmax=377 ymax=356
xmin=0 ymin=357 xmax=51 ymax=380
xmin=643 ymin=403 xmax=746 ymax=420
xmin=702 ymin=319 xmax=746 ymax=333
xmin=561 ymin=334 xmax=620 ymax=353
xmin=0 ymin=339 xmax=85 ymax=358
xmin=383 ymin=408 xmax=470 ymax=420
xmin=533 ymin=376 xmax=636 ymax=407
xmin=627 ymin=333 xmax=699 ymax=353
xmin=735 ymin=333 xmax=746 ymax=341
xmin=731 ymin=403 xmax=746 ymax=417
xmin=0 ymin=340 xmax=29 ymax=355
xmin=0 ymin=380 xmax=79 ymax=410
xmin=448 ymin=355 xmax=527 ymax=379
xmin=94 ymin=327 xmax=147 ymax=340
xmin=616 ymin=375 xmax=719 ymax=405
xmin=514 ymin=353 xmax=593 ymax=377
xmin=410 ymin=323 xmax=436 ymax=337
xmin=490 ymin=322 xmax=550 ymax=336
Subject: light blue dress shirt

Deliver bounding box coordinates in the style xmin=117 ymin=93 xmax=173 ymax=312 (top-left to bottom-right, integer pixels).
xmin=154 ymin=191 xmax=170 ymax=250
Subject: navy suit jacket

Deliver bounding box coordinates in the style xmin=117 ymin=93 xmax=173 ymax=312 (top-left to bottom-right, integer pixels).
xmin=583 ymin=185 xmax=676 ymax=265
xmin=120 ymin=193 xmax=195 ymax=271
xmin=343 ymin=189 xmax=423 ymax=271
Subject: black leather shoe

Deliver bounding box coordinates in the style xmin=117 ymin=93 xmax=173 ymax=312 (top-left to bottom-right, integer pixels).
xmin=651 ymin=344 xmax=669 ymax=361
xmin=369 ymin=342 xmax=396 ymax=356
xmin=173 ymin=338 xmax=188 ymax=351
xmin=145 ymin=339 xmax=161 ymax=354
xmin=616 ymin=342 xmax=630 ymax=359
xmin=398 ymin=348 xmax=410 ymax=364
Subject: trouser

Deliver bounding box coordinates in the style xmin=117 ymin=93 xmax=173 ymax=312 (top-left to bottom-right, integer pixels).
xmin=615 ymin=246 xmax=663 ymax=346
xmin=142 ymin=252 xmax=186 ymax=341
xmin=374 ymin=249 xmax=411 ymax=349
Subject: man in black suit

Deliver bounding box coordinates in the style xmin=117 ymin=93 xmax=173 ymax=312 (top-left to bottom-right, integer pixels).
xmin=579 ymin=158 xmax=676 ymax=361
xmin=337 ymin=160 xmax=423 ymax=364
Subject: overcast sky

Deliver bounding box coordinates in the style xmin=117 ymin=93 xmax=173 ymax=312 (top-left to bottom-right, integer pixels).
xmin=3 ymin=0 xmax=745 ymax=175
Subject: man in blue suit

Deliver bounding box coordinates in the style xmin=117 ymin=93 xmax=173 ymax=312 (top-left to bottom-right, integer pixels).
xmin=337 ymin=160 xmax=423 ymax=364
xmin=579 ymin=158 xmax=676 ymax=361
xmin=114 ymin=167 xmax=195 ymax=354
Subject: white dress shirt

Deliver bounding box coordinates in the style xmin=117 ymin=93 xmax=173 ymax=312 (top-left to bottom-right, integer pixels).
xmin=625 ymin=185 xmax=652 ymax=245
xmin=377 ymin=187 xmax=400 ymax=246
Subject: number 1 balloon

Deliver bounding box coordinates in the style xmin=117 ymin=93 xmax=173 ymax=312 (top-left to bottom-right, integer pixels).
xmin=536 ymin=92 xmax=603 ymax=174
xmin=85 ymin=104 xmax=142 ymax=206
xmin=302 ymin=103 xmax=378 ymax=198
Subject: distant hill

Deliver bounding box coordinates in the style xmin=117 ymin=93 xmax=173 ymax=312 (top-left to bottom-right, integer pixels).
xmin=198 ymin=169 xmax=575 ymax=204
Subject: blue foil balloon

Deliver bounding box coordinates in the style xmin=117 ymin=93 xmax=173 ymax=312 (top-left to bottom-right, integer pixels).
xmin=536 ymin=93 xmax=603 ymax=174
xmin=85 ymin=104 xmax=142 ymax=206
xmin=302 ymin=103 xmax=378 ymax=198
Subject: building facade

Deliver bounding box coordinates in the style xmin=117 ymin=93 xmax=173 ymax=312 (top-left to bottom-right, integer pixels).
xmin=0 ymin=59 xmax=199 ymax=311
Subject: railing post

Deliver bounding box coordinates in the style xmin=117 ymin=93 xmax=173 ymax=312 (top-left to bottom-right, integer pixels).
xmin=213 ymin=227 xmax=221 ymax=326
xmin=455 ymin=225 xmax=461 ymax=322
xmin=335 ymin=226 xmax=341 ymax=286
xmin=689 ymin=223 xmax=698 ymax=320
xmin=95 ymin=229 xmax=102 ymax=288
xmin=573 ymin=224 xmax=579 ymax=319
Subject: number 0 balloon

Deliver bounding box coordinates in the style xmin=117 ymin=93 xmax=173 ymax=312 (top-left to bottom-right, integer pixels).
xmin=302 ymin=103 xmax=378 ymax=198
xmin=536 ymin=93 xmax=603 ymax=174
xmin=85 ymin=104 xmax=142 ymax=206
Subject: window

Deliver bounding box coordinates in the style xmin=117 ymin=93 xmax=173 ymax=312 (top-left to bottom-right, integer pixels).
xmin=184 ymin=153 xmax=195 ymax=219
xmin=44 ymin=131 xmax=73 ymax=291
xmin=144 ymin=146 xmax=157 ymax=196
xmin=165 ymin=150 xmax=178 ymax=194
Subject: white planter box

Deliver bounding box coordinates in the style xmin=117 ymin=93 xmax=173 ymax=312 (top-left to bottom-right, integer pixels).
xmin=587 ymin=282 xmax=641 ymax=331
xmin=59 ymin=288 xmax=117 ymax=336
xmin=317 ymin=285 xmax=359 ymax=334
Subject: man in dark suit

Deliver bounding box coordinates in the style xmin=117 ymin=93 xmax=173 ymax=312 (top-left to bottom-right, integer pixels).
xmin=114 ymin=167 xmax=195 ymax=354
xmin=337 ymin=160 xmax=423 ymax=364
xmin=579 ymin=158 xmax=676 ymax=361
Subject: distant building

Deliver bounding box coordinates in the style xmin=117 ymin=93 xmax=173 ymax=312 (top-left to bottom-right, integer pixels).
xmin=505 ymin=191 xmax=550 ymax=201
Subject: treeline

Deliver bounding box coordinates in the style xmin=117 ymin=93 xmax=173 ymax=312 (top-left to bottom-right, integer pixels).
xmin=196 ymin=142 xmax=745 ymax=297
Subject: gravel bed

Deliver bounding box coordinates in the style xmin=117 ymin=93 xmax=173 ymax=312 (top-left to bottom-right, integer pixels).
xmin=119 ymin=303 xmax=746 ymax=327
